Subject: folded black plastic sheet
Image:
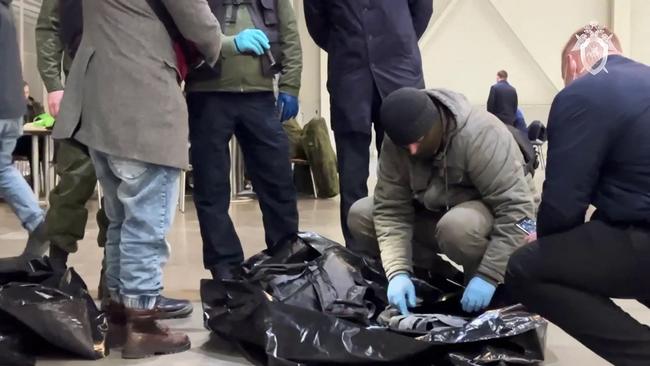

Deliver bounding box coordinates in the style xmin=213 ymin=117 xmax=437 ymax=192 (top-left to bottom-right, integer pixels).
xmin=0 ymin=260 xmax=107 ymax=365
xmin=0 ymin=311 xmax=35 ymax=366
xmin=423 ymin=305 xmax=547 ymax=365
xmin=202 ymin=232 xmax=547 ymax=365
xmin=243 ymin=232 xmax=389 ymax=324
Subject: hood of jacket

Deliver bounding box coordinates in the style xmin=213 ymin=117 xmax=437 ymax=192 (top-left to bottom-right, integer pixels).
xmin=424 ymin=88 xmax=472 ymax=135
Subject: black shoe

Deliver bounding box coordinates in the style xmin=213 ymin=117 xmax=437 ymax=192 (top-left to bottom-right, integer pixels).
xmin=209 ymin=265 xmax=243 ymax=281
xmin=154 ymin=296 xmax=193 ymax=320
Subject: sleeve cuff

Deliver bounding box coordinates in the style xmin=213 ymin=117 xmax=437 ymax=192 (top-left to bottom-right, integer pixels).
xmin=476 ymin=265 xmax=503 ymax=286
xmin=386 ymin=267 xmax=413 ymax=281
xmin=278 ymin=85 xmax=299 ymax=97
xmin=220 ymin=36 xmax=238 ymax=58
xmin=44 ymin=80 xmax=64 ymax=93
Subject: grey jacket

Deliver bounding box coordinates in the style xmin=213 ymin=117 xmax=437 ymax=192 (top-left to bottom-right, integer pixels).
xmin=374 ymin=89 xmax=537 ymax=283
xmin=0 ymin=0 xmax=25 ymax=120
xmin=53 ymin=0 xmax=223 ymax=169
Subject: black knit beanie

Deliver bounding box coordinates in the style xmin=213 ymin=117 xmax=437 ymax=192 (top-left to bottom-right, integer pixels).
xmin=380 ymin=87 xmax=438 ymax=146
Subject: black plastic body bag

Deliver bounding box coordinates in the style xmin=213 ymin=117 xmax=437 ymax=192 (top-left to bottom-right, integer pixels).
xmin=0 ymin=260 xmax=107 ymax=366
xmin=201 ymin=232 xmax=547 ymax=365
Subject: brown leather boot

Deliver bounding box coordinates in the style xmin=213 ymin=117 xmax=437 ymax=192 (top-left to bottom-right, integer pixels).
xmin=105 ymin=302 xmax=127 ymax=349
xmin=122 ymin=308 xmax=191 ymax=359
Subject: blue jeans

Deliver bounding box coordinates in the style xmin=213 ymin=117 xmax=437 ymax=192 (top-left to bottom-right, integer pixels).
xmin=89 ymin=149 xmax=179 ymax=310
xmin=0 ymin=118 xmax=43 ymax=232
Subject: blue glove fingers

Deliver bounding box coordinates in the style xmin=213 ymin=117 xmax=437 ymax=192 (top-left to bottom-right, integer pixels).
xmin=471 ymin=298 xmax=481 ymax=313
xmin=235 ymin=29 xmax=268 ymax=55
xmin=250 ymin=40 xmax=264 ymax=56
xmin=406 ymin=282 xmax=417 ymax=308
xmin=461 ymin=293 xmax=471 ymax=313
xmin=396 ymin=297 xmax=410 ymax=316
xmin=388 ymin=274 xmax=414 ymax=315
xmin=253 ymin=30 xmax=271 ymax=50
xmin=461 ymin=277 xmax=497 ymax=313
xmin=285 ymin=104 xmax=297 ymax=120
xmin=480 ymin=295 xmax=491 ymax=311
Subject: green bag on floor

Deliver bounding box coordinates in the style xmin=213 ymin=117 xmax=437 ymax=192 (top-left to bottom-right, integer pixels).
xmin=302 ymin=117 xmax=339 ymax=198
xmin=282 ymin=118 xmax=307 ymax=160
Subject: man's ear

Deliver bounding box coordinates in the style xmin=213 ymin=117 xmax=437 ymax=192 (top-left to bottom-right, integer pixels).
xmin=563 ymin=53 xmax=579 ymax=86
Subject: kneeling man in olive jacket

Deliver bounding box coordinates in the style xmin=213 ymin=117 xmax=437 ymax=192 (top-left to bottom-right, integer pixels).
xmin=348 ymin=87 xmax=537 ymax=315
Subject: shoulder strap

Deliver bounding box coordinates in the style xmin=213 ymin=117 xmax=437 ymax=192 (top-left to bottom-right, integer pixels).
xmin=144 ymin=0 xmax=184 ymax=42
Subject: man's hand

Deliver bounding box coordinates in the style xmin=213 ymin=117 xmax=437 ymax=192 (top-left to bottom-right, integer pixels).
xmin=387 ymin=273 xmax=416 ymax=315
xmin=525 ymin=232 xmax=537 ymax=243
xmin=277 ymin=92 xmax=299 ymax=122
xmin=461 ymin=276 xmax=496 ymax=313
xmin=48 ymin=90 xmax=64 ymax=117
xmin=234 ymin=29 xmax=270 ymax=56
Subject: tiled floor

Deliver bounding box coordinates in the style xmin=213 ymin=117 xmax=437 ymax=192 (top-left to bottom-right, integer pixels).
xmin=1 ymin=194 xmax=647 ymax=365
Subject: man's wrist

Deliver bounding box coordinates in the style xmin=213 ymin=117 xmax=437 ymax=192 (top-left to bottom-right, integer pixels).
xmin=388 ymin=270 xmax=411 ymax=281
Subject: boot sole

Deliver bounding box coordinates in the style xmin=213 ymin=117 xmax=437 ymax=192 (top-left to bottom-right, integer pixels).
xmin=101 ymin=307 xmax=193 ymax=320
xmin=122 ymin=341 xmax=191 ymax=359
xmin=154 ymin=306 xmax=194 ymax=320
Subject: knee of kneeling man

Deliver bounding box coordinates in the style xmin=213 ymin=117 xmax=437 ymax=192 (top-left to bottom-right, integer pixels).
xmin=347 ymin=198 xmax=374 ymax=236
xmin=435 ymin=215 xmax=484 ymax=251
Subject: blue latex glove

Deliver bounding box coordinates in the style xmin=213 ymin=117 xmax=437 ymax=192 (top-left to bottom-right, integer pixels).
xmin=277 ymin=92 xmax=299 ymax=122
xmin=234 ymin=29 xmax=270 ymax=56
xmin=461 ymin=277 xmax=497 ymax=313
xmin=387 ymin=273 xmax=417 ymax=315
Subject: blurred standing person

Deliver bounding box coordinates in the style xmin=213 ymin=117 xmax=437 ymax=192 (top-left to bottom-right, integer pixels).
xmin=487 ymin=70 xmax=518 ymax=126
xmin=0 ymin=0 xmax=49 ymax=271
xmin=12 ymin=82 xmax=45 ymax=177
xmin=304 ymin=0 xmax=433 ymax=248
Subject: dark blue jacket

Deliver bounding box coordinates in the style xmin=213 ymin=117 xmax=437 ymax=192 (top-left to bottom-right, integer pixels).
xmin=487 ymin=80 xmax=518 ymax=126
xmin=538 ymin=55 xmax=650 ymax=237
xmin=514 ymin=108 xmax=527 ymax=135
xmin=304 ymin=0 xmax=432 ymax=133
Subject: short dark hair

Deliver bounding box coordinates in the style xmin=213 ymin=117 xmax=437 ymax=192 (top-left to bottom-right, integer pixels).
xmin=497 ymin=70 xmax=508 ymax=79
xmin=561 ymin=25 xmax=621 ymax=79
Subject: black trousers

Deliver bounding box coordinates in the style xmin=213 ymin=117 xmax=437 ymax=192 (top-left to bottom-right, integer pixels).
xmin=334 ymin=85 xmax=384 ymax=247
xmin=506 ymin=221 xmax=650 ymax=366
xmin=187 ymin=92 xmax=299 ymax=270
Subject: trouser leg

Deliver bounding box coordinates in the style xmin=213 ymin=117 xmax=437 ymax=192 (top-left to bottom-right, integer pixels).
xmin=90 ymin=149 xmax=178 ymax=309
xmin=0 ymin=118 xmax=44 ymax=232
xmin=347 ymin=197 xmax=440 ymax=271
xmin=188 ymin=92 xmax=243 ymax=270
xmin=435 ymin=200 xmax=493 ymax=279
xmin=335 ymin=132 xmax=372 ymax=248
xmin=236 ymin=93 xmax=298 ymax=247
xmin=47 ymin=139 xmax=98 ymax=253
xmin=89 ymin=150 xmax=124 ymax=300
xmin=506 ymin=221 xmax=650 ymax=366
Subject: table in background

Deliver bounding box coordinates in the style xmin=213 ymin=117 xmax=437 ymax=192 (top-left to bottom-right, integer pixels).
xmin=22 ymin=123 xmax=54 ymax=204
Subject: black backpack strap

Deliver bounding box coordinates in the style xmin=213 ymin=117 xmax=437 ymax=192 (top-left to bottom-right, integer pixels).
xmin=145 ymin=0 xmax=183 ymax=43
xmin=505 ymin=125 xmax=537 ymax=176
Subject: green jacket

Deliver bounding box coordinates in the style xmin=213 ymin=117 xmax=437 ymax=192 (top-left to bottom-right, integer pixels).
xmin=36 ymin=0 xmax=72 ymax=93
xmin=186 ymin=0 xmax=302 ymax=96
xmin=374 ymin=89 xmax=538 ymax=284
